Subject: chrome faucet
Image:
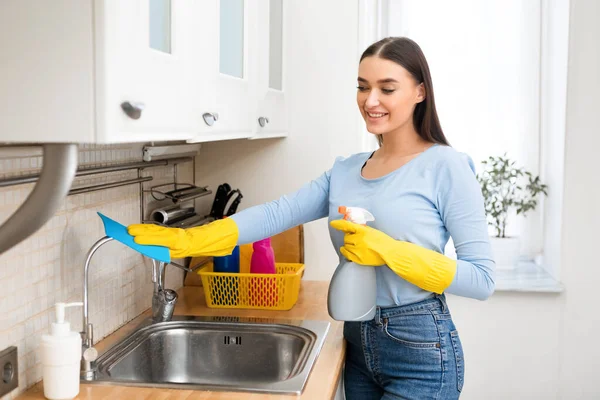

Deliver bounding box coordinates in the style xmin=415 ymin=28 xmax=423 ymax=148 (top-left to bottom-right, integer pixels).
xmin=80 ymin=236 xmax=179 ymax=380
xmin=151 ymin=260 xmax=178 ymax=322
xmin=81 ymin=236 xmax=113 ymax=380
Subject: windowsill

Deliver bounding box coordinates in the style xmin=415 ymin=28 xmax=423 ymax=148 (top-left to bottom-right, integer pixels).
xmin=494 ymin=261 xmax=564 ymax=293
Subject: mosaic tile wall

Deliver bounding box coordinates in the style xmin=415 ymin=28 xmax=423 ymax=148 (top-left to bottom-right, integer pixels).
xmin=0 ymin=143 xmax=194 ymax=398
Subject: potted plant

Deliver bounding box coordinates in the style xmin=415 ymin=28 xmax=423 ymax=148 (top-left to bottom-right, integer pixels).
xmin=476 ymin=154 xmax=548 ymax=269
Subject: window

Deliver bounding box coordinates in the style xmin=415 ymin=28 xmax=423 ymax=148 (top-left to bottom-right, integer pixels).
xmin=360 ymin=0 xmax=569 ymax=290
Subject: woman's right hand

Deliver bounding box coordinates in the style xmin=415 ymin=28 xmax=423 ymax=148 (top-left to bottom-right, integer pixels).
xmin=127 ymin=217 xmax=239 ymax=258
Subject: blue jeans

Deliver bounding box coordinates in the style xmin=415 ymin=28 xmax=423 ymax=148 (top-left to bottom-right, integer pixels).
xmin=343 ymin=294 xmax=464 ymax=400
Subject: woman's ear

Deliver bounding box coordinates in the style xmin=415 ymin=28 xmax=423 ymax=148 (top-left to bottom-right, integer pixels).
xmin=416 ymin=83 xmax=426 ymax=103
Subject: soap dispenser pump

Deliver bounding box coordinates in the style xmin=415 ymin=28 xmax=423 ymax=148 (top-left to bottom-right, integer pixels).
xmin=327 ymin=206 xmax=378 ymax=321
xmin=40 ymin=302 xmax=83 ymax=400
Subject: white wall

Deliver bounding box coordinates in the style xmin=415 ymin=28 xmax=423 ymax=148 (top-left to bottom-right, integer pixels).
xmin=449 ymin=293 xmax=563 ymax=398
xmin=194 ymin=0 xmax=362 ymax=281
xmin=555 ymin=0 xmax=600 ymax=396
xmin=447 ymin=0 xmax=600 ymax=398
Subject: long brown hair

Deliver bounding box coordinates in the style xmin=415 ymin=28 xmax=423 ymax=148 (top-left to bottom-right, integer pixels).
xmin=360 ymin=37 xmax=449 ymax=146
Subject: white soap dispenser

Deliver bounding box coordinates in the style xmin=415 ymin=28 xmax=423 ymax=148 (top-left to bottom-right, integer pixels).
xmin=40 ymin=302 xmax=83 ymax=400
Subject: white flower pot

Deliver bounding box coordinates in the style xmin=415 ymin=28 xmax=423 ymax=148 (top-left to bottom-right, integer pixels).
xmin=490 ymin=236 xmax=521 ymax=270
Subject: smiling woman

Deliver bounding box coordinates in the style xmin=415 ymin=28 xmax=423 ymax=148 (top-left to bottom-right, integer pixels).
xmin=128 ymin=36 xmax=495 ymax=400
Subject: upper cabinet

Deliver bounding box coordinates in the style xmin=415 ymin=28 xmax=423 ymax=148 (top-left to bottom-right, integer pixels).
xmin=1 ymin=1 xmax=98 ymax=143
xmin=189 ymin=0 xmax=289 ymax=143
xmin=97 ymin=0 xmax=219 ymax=143
xmin=0 ymin=0 xmax=287 ymax=144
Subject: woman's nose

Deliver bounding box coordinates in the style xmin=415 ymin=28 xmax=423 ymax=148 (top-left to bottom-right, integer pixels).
xmin=365 ymin=91 xmax=380 ymax=107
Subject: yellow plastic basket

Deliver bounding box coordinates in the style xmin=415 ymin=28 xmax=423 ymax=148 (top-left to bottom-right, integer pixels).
xmin=197 ymin=262 xmax=304 ymax=310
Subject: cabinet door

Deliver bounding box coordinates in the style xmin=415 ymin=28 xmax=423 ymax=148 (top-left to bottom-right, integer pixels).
xmin=190 ymin=0 xmax=254 ymax=142
xmin=0 ymin=0 xmax=96 ymax=143
xmin=96 ymin=0 xmax=214 ymax=143
xmin=252 ymin=0 xmax=288 ymax=138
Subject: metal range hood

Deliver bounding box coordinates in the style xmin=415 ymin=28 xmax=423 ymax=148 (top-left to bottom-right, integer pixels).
xmin=0 ymin=144 xmax=78 ymax=255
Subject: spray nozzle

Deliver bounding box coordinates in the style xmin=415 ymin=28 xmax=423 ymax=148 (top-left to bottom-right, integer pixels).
xmin=338 ymin=206 xmax=375 ymax=225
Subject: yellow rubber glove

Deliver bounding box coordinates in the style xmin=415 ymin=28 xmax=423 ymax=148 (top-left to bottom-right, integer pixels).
xmin=330 ymin=219 xmax=457 ymax=294
xmin=127 ymin=217 xmax=239 ymax=258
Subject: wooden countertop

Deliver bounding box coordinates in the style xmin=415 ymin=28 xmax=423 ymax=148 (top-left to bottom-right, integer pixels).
xmin=17 ymin=281 xmax=345 ymax=400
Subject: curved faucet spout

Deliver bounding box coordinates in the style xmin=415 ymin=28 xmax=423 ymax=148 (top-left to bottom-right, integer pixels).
xmin=82 ymin=236 xmax=113 ymax=347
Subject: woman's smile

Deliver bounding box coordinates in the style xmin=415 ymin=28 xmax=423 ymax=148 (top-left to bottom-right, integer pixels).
xmin=366 ymin=110 xmax=389 ymax=122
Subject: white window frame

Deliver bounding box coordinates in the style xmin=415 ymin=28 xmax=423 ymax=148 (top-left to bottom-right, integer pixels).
xmin=539 ymin=0 xmax=569 ymax=284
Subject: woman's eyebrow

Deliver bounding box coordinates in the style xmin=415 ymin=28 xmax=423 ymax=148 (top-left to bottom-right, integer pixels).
xmin=357 ymin=77 xmax=399 ymax=84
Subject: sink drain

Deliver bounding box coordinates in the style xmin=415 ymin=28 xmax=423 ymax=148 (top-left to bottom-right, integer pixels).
xmin=223 ymin=335 xmax=242 ymax=345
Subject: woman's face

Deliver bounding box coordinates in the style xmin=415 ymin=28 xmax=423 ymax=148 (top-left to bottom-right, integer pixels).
xmin=357 ymin=56 xmax=425 ymax=136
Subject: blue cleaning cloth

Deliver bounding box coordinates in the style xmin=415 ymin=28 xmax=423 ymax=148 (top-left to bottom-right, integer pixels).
xmin=97 ymin=212 xmax=171 ymax=263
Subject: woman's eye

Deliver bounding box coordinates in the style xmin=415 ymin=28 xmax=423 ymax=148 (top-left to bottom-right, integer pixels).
xmin=356 ymin=86 xmax=369 ymax=92
xmin=382 ymin=88 xmax=396 ymax=94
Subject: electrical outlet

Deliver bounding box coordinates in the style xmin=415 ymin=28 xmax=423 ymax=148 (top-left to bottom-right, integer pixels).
xmin=0 ymin=346 xmax=18 ymax=397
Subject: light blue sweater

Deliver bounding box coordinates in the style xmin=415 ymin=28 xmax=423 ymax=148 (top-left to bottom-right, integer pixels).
xmin=231 ymin=144 xmax=495 ymax=306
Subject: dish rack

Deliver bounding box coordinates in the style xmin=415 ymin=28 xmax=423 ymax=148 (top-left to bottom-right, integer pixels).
xmin=197 ymin=262 xmax=305 ymax=310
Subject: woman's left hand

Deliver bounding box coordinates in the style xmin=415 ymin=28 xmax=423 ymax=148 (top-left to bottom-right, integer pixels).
xmin=330 ymin=219 xmax=394 ymax=266
xmin=331 ymin=218 xmax=458 ymax=294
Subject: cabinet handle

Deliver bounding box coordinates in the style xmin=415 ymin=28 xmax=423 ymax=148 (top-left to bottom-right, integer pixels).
xmin=202 ymin=112 xmax=219 ymax=126
xmin=121 ymin=102 xmax=145 ymax=120
xmin=258 ymin=116 xmax=270 ymax=127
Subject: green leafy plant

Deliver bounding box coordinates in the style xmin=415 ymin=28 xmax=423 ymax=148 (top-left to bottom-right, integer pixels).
xmin=476 ymin=154 xmax=548 ymax=238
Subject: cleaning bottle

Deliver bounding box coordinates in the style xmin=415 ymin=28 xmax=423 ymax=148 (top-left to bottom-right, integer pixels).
xmin=213 ymin=216 xmax=240 ymax=274
xmin=250 ymin=238 xmax=276 ymax=274
xmin=211 ymin=216 xmax=240 ymax=306
xmin=40 ymin=302 xmax=83 ymax=400
xmin=213 ymin=245 xmax=240 ymax=273
xmin=211 ymin=245 xmax=240 ymax=306
xmin=327 ymin=206 xmax=377 ymax=321
xmin=250 ymin=238 xmax=278 ymax=307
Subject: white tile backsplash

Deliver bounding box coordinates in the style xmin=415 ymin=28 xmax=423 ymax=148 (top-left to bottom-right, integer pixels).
xmin=0 ymin=143 xmax=191 ymax=399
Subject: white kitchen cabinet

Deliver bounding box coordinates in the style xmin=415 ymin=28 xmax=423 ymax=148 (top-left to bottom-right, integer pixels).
xmin=251 ymin=0 xmax=288 ymax=139
xmin=190 ymin=0 xmax=289 ymax=143
xmin=0 ymin=0 xmax=287 ymax=145
xmin=98 ymin=0 xmax=219 ymax=143
xmin=0 ymin=0 xmax=217 ymax=144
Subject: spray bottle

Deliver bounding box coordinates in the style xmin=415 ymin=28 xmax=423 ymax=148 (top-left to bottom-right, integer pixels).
xmin=327 ymin=206 xmax=378 ymax=321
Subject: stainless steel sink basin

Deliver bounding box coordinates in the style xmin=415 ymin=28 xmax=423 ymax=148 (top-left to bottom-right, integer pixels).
xmin=89 ymin=316 xmax=330 ymax=395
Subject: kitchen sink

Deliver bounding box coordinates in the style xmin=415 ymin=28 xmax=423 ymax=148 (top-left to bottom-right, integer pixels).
xmin=89 ymin=316 xmax=330 ymax=395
